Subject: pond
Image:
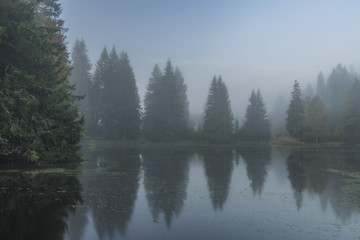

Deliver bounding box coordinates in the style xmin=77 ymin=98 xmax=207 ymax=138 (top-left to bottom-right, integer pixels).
xmin=2 ymin=145 xmax=360 ymax=239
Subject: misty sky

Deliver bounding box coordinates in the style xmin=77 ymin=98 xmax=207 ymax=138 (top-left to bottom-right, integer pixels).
xmin=60 ymin=0 xmax=360 ymax=118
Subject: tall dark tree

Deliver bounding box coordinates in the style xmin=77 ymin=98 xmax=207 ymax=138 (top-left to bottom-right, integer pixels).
xmin=240 ymin=89 xmax=271 ymax=141
xmin=202 ymin=76 xmax=233 ymax=142
xmin=116 ymin=52 xmax=141 ymax=139
xmin=95 ymin=47 xmax=141 ymax=140
xmin=87 ymin=47 xmax=109 ymax=137
xmin=143 ymin=60 xmax=189 ymax=140
xmin=69 ymin=39 xmax=92 ymax=122
xmin=0 ymin=0 xmax=83 ymax=163
xmin=286 ymin=80 xmax=305 ymax=139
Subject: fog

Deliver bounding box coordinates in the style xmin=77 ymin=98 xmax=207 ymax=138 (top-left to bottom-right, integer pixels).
xmin=60 ymin=0 xmax=360 ymax=119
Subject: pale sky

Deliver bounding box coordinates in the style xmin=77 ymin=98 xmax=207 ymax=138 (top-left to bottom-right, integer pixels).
xmin=60 ymin=0 xmax=360 ymax=118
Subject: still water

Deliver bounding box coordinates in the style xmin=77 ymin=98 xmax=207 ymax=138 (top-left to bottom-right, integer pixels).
xmin=2 ymin=145 xmax=360 ymax=239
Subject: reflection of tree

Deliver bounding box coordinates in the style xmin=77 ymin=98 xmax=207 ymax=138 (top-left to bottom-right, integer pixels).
xmin=82 ymin=148 xmax=141 ymax=239
xmin=0 ymin=169 xmax=82 ymax=240
xmin=239 ymin=144 xmax=271 ymax=195
xmin=285 ymin=148 xmax=360 ymax=219
xmin=202 ymin=147 xmax=233 ymax=211
xmin=286 ymin=150 xmax=307 ymax=210
xmin=142 ymin=148 xmax=190 ymax=228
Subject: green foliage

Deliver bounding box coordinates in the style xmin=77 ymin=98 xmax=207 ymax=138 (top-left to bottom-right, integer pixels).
xmin=240 ymin=89 xmax=271 ymax=142
xmin=286 ymin=80 xmax=305 ymax=139
xmin=0 ymin=0 xmax=83 ymax=163
xmin=202 ymin=76 xmax=233 ymax=142
xmin=143 ymin=60 xmax=189 ymax=141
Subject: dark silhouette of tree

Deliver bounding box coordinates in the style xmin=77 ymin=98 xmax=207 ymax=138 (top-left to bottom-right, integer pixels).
xmin=286 ymin=80 xmax=305 ymax=139
xmin=69 ymin=39 xmax=92 ymax=133
xmin=202 ymin=76 xmax=233 ymax=142
xmin=82 ymin=148 xmax=141 ymax=238
xmin=286 ymin=150 xmax=307 ymax=210
xmin=240 ymin=89 xmax=271 ymax=141
xmin=0 ymin=168 xmax=82 ymax=239
xmin=0 ymin=0 xmax=83 ymax=163
xmin=142 ymin=148 xmax=190 ymax=228
xmin=202 ymin=148 xmax=234 ymax=210
xmin=87 ymin=47 xmax=108 ymax=137
xmin=142 ymin=60 xmax=189 ymax=140
xmin=238 ymin=145 xmax=271 ymax=195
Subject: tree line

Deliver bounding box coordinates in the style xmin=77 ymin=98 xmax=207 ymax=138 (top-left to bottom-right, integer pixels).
xmin=71 ymin=39 xmax=271 ymax=143
xmin=286 ymin=64 xmax=360 ymax=142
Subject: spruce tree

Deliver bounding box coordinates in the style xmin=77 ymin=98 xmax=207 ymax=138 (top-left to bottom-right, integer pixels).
xmin=240 ymin=89 xmax=271 ymax=141
xmin=203 ymin=76 xmax=233 ymax=142
xmin=143 ymin=60 xmax=189 ymax=140
xmin=117 ymin=52 xmax=141 ymax=139
xmin=87 ymin=47 xmax=109 ymax=137
xmin=286 ymin=80 xmax=305 ymax=139
xmin=69 ymin=39 xmax=92 ymax=121
xmin=0 ymin=0 xmax=83 ymax=163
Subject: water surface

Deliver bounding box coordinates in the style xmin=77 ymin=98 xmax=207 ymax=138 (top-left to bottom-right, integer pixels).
xmin=2 ymin=145 xmax=360 ymax=239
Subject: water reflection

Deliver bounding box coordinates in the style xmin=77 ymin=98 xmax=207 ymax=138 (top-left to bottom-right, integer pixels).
xmin=79 ymin=148 xmax=141 ymax=239
xmin=238 ymin=144 xmax=271 ymax=195
xmin=201 ymin=147 xmax=234 ymax=211
xmin=0 ymin=168 xmax=82 ymax=240
xmin=3 ymin=146 xmax=360 ymax=239
xmin=142 ymin=148 xmax=190 ymax=228
xmin=286 ymin=148 xmax=360 ymax=219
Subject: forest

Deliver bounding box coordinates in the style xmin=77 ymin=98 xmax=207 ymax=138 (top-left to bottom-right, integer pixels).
xmin=1 ymin=0 xmax=360 ymax=164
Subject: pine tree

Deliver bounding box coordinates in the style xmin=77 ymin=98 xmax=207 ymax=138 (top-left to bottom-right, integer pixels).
xmin=203 ymin=76 xmax=233 ymax=142
xmin=117 ymin=52 xmax=141 ymax=139
xmin=0 ymin=0 xmax=83 ymax=163
xmin=143 ymin=60 xmax=189 ymax=140
xmin=240 ymin=89 xmax=271 ymax=141
xmin=69 ymin=39 xmax=92 ymax=121
xmin=87 ymin=47 xmax=109 ymax=137
xmin=286 ymin=80 xmax=305 ymax=139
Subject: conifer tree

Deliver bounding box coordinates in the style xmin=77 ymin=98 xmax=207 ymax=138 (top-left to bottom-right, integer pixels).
xmin=143 ymin=60 xmax=189 ymax=140
xmin=286 ymin=80 xmax=305 ymax=139
xmin=87 ymin=47 xmax=109 ymax=136
xmin=0 ymin=0 xmax=83 ymax=162
xmin=203 ymin=76 xmax=233 ymax=142
xmin=69 ymin=39 xmax=92 ymax=121
xmin=240 ymin=89 xmax=271 ymax=141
